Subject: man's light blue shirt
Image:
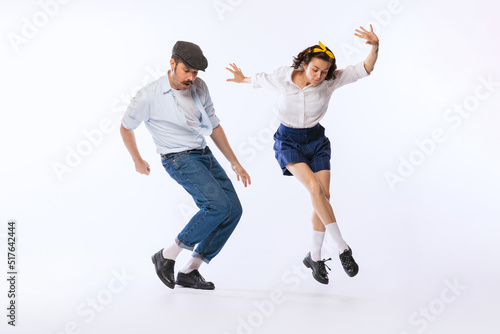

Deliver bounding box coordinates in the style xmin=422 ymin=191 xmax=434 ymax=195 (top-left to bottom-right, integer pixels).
xmin=122 ymin=73 xmax=220 ymax=154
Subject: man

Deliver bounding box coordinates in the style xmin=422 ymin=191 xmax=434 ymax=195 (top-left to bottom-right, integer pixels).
xmin=120 ymin=41 xmax=251 ymax=290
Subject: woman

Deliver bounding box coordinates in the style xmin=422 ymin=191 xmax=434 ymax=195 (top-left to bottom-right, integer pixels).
xmin=227 ymin=25 xmax=379 ymax=284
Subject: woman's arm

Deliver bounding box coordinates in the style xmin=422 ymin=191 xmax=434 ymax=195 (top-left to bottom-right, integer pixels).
xmin=226 ymin=64 xmax=284 ymax=92
xmin=226 ymin=63 xmax=252 ymax=83
xmin=354 ymin=24 xmax=379 ymax=74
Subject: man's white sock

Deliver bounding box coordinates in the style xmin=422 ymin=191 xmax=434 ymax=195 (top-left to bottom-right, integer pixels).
xmin=180 ymin=256 xmax=204 ymax=274
xmin=162 ymin=243 xmax=183 ymax=260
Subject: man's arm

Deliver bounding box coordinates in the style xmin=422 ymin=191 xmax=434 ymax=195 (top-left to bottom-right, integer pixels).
xmin=210 ymin=124 xmax=251 ymax=187
xmin=120 ymin=124 xmax=150 ymax=175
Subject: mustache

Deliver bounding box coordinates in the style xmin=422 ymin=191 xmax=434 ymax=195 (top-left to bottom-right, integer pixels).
xmin=181 ymin=80 xmax=193 ymax=85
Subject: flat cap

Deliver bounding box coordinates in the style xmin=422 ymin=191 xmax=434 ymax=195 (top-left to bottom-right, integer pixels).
xmin=172 ymin=41 xmax=208 ymax=71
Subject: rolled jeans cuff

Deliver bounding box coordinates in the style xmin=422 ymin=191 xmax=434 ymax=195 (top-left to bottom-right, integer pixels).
xmin=192 ymin=251 xmax=211 ymax=264
xmin=175 ymin=237 xmax=194 ymax=251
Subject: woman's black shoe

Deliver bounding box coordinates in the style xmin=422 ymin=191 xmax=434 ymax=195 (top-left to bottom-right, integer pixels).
xmin=339 ymin=246 xmax=359 ymax=277
xmin=303 ymin=252 xmax=331 ymax=284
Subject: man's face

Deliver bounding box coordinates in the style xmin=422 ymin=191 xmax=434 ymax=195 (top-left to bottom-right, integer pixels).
xmin=169 ymin=58 xmax=198 ymax=90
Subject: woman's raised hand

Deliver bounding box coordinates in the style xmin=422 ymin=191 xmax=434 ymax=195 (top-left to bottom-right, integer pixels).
xmin=226 ymin=63 xmax=248 ymax=83
xmin=354 ymin=24 xmax=379 ymax=45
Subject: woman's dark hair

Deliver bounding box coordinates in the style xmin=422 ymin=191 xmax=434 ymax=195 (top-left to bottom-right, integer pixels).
xmin=292 ymin=45 xmax=337 ymax=81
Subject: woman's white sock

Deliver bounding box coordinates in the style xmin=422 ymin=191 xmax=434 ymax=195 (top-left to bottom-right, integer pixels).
xmin=311 ymin=230 xmax=325 ymax=261
xmin=325 ymin=222 xmax=349 ymax=253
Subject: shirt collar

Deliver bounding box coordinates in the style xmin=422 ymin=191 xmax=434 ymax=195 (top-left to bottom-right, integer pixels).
xmin=161 ymin=73 xmax=173 ymax=94
xmin=286 ymin=67 xmax=295 ymax=85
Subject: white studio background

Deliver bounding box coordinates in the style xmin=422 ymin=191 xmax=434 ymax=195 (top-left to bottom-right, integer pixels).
xmin=1 ymin=0 xmax=499 ymax=333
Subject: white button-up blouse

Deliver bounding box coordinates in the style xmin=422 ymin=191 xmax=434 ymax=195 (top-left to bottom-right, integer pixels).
xmin=252 ymin=61 xmax=369 ymax=129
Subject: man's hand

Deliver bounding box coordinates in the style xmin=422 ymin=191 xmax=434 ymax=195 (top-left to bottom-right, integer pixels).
xmin=120 ymin=124 xmax=150 ymax=175
xmin=232 ymin=163 xmax=251 ymax=187
xmin=210 ymin=124 xmax=252 ymax=187
xmin=135 ymin=159 xmax=151 ymax=175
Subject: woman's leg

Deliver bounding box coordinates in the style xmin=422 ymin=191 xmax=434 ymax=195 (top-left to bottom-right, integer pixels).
xmin=315 ymin=171 xmax=351 ymax=253
xmin=310 ymin=171 xmax=328 ymax=261
xmin=290 ymin=165 xmax=359 ymax=277
xmin=311 ymin=212 xmax=326 ymax=232
xmin=287 ymin=163 xmax=349 ymax=252
xmin=315 ymin=170 xmax=359 ymax=277
xmin=290 ymin=163 xmax=334 ymax=283
xmin=286 ymin=162 xmax=335 ymax=227
xmin=311 ymin=169 xmax=331 ymax=232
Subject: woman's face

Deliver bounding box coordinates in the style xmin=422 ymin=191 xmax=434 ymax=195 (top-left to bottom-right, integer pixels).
xmin=303 ymin=57 xmax=331 ymax=86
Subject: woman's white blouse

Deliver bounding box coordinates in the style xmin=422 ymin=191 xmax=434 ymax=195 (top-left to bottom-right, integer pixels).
xmin=252 ymin=61 xmax=369 ymax=128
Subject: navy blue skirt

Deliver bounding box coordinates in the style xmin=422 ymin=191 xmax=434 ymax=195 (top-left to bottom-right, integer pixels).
xmin=273 ymin=123 xmax=331 ymax=176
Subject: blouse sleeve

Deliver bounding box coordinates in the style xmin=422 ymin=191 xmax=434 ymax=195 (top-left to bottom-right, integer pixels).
xmin=327 ymin=61 xmax=370 ymax=92
xmin=252 ymin=67 xmax=286 ymax=91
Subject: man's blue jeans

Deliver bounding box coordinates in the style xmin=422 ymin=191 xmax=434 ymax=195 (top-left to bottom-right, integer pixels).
xmin=161 ymin=146 xmax=243 ymax=263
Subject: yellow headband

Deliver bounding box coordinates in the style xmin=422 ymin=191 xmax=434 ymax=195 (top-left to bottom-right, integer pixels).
xmin=309 ymin=41 xmax=335 ymax=59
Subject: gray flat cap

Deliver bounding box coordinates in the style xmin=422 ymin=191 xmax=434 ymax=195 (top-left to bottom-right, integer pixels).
xmin=172 ymin=41 xmax=208 ymax=71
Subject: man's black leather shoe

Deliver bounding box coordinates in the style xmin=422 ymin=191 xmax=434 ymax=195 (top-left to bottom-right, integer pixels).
xmin=176 ymin=270 xmax=215 ymax=290
xmin=339 ymin=246 xmax=359 ymax=277
xmin=151 ymin=249 xmax=175 ymax=289
xmin=303 ymin=252 xmax=331 ymax=284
